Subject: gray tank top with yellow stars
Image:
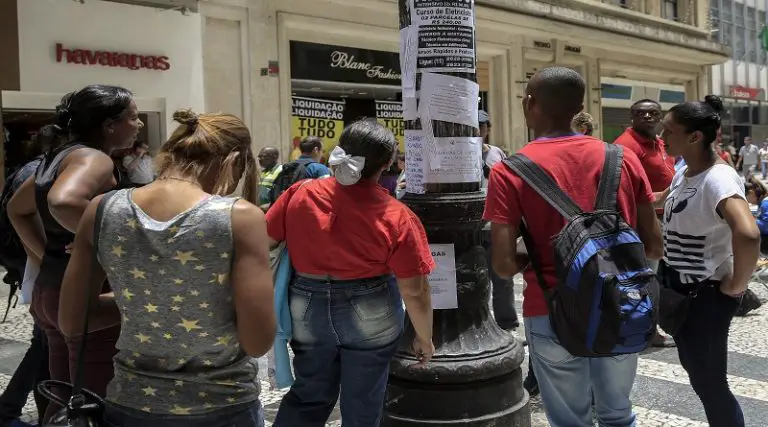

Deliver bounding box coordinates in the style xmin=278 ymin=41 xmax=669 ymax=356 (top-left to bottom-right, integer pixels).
xmin=97 ymin=188 xmax=259 ymax=416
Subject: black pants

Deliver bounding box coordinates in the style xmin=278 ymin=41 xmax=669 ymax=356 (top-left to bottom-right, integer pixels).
xmin=673 ymin=285 xmax=744 ymax=427
xmin=0 ymin=322 xmax=50 ymax=425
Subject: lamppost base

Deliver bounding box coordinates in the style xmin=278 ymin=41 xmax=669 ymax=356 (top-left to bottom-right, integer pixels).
xmin=384 ymin=369 xmax=531 ymax=426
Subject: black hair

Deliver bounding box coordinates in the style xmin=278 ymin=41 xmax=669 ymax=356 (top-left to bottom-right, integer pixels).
xmin=630 ymin=99 xmax=661 ymax=112
xmin=668 ymin=95 xmax=724 ymax=152
xmin=337 ymin=119 xmax=396 ymax=180
xmin=299 ymin=136 xmax=323 ymax=154
xmin=52 ymin=85 xmax=133 ymax=150
xmin=528 ymin=67 xmax=585 ymax=121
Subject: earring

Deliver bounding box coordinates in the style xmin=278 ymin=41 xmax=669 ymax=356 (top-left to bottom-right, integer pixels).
xmin=108 ymin=129 xmax=114 ymax=134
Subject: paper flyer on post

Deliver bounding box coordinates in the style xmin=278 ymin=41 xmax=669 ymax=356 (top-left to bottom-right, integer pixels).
xmin=428 ymin=243 xmax=458 ymax=309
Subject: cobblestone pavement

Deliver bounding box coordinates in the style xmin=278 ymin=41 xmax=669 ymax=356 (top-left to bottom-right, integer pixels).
xmin=1 ymin=274 xmax=768 ymax=426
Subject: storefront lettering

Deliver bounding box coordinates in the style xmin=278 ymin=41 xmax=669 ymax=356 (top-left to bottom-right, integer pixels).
xmin=55 ymin=43 xmax=171 ymax=71
xmin=329 ymin=51 xmax=401 ymax=80
xmin=730 ymin=85 xmax=763 ymax=100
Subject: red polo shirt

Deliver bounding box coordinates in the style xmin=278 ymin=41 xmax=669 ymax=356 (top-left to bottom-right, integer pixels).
xmin=483 ymin=135 xmax=654 ymax=317
xmin=266 ymin=178 xmax=435 ymax=279
xmin=613 ymin=128 xmax=675 ymax=192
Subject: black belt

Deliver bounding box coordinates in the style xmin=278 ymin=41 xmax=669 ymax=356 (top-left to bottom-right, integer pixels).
xmin=295 ymin=272 xmax=392 ymax=284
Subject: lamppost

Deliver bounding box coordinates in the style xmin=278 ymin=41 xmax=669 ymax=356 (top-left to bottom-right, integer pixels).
xmin=384 ymin=0 xmax=530 ymax=425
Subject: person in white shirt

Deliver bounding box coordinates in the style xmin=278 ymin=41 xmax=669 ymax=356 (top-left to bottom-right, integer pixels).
xmin=736 ymin=136 xmax=759 ymax=175
xmin=656 ymin=95 xmax=759 ymax=427
xmin=759 ymin=141 xmax=768 ymax=179
xmin=122 ymin=140 xmax=154 ymax=185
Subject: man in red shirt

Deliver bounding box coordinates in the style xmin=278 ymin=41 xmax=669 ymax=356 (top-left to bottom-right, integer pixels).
xmin=614 ymin=99 xmax=677 ymax=348
xmin=484 ymin=67 xmax=662 ymax=427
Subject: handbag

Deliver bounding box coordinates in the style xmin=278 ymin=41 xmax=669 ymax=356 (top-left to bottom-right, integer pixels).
xmin=656 ymin=261 xmax=705 ymax=337
xmin=38 ymin=191 xmax=116 ymax=427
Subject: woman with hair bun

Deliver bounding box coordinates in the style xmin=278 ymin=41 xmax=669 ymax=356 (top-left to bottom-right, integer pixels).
xmin=266 ymin=119 xmax=435 ymax=427
xmin=655 ymin=95 xmax=759 ymax=426
xmin=57 ymin=109 xmax=275 ymax=426
xmin=8 ymin=85 xmax=142 ymax=421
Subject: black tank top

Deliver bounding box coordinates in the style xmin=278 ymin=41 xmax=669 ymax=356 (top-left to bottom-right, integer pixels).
xmin=34 ymin=144 xmax=119 ymax=287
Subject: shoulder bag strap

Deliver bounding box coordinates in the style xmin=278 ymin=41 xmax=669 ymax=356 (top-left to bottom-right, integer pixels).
xmin=518 ymin=221 xmax=553 ymax=301
xmin=71 ymin=190 xmax=117 ymax=397
xmin=501 ymin=154 xmax=582 ymax=220
xmin=594 ymin=143 xmax=624 ymax=210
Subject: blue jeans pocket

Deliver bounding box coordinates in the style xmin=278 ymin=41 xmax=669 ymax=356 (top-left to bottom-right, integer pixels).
xmin=349 ymin=281 xmax=394 ymax=322
xmin=288 ymin=287 xmax=312 ymax=321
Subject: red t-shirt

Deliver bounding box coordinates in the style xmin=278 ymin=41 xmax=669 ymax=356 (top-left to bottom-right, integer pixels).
xmin=483 ymin=135 xmax=654 ymax=317
xmin=266 ymin=178 xmax=435 ymax=279
xmin=613 ymin=128 xmax=675 ymax=192
xmin=719 ymin=151 xmax=732 ymax=163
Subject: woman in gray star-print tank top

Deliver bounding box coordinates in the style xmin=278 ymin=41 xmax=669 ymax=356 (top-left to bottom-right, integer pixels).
xmin=58 ymin=109 xmax=276 ymax=427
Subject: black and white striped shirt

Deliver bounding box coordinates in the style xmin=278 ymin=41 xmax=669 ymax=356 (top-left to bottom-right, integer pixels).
xmin=662 ymin=164 xmax=744 ymax=284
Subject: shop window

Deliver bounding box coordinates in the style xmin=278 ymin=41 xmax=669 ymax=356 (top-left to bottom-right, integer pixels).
xmin=659 ymin=90 xmax=686 ymax=104
xmin=746 ymin=7 xmax=756 ymax=30
xmin=662 ymin=0 xmax=678 ymax=20
xmin=731 ymin=105 xmax=751 ymax=124
xmin=601 ymin=84 xmax=633 ymax=100
xmin=752 ymin=104 xmax=768 ymax=125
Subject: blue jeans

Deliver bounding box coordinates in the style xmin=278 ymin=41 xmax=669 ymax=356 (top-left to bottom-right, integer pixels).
xmin=103 ymin=401 xmax=264 ymax=427
xmin=274 ymin=276 xmax=405 ymax=427
xmin=673 ymin=285 xmax=744 ymax=427
xmin=525 ymin=316 xmax=637 ymax=427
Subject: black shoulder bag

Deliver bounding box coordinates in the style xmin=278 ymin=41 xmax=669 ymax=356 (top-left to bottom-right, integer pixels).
xmin=38 ymin=191 xmax=117 ymax=427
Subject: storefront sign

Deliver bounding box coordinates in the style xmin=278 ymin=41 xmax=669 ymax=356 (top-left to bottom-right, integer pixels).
xmin=290 ymin=42 xmax=400 ymax=86
xmin=289 ymin=96 xmax=346 ymax=161
xmin=55 ymin=43 xmax=170 ymax=71
xmin=730 ymin=85 xmax=763 ymax=100
xmin=375 ymin=101 xmax=405 ymax=151
xmin=411 ymin=0 xmax=476 ymax=72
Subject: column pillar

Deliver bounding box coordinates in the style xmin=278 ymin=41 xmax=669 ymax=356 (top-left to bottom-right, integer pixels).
xmin=508 ymin=42 xmax=527 ymax=151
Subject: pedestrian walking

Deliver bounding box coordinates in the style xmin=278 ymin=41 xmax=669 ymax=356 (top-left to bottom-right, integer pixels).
xmin=8 ymin=85 xmax=141 ymax=422
xmin=57 ymin=108 xmax=276 ymax=426
xmin=484 ymin=67 xmax=662 ymax=427
xmin=0 ymin=126 xmax=52 ymax=427
xmin=736 ymin=136 xmax=759 ymax=175
xmin=267 ymin=120 xmax=435 ymax=427
xmin=655 ymin=95 xmax=759 ymax=427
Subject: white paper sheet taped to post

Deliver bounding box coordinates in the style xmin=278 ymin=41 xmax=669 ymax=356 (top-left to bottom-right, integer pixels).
xmin=412 ymin=0 xmax=476 ymax=73
xmin=424 ymin=136 xmax=483 ymax=184
xmin=404 ymin=130 xmax=426 ymax=194
xmin=428 ymin=243 xmax=458 ymax=310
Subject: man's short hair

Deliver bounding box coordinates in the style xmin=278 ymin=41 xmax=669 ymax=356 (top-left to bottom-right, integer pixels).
xmin=528 ymin=67 xmax=585 ymax=121
xmin=630 ymin=99 xmax=661 ymax=112
xmin=299 ymin=136 xmax=323 ymax=154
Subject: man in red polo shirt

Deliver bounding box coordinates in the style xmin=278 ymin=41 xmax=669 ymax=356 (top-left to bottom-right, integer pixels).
xmin=614 ymin=99 xmax=676 ymax=348
xmin=484 ymin=67 xmax=662 ymax=427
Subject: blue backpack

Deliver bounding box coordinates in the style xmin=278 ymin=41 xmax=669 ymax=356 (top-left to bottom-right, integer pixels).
xmin=503 ymin=143 xmax=659 ymax=357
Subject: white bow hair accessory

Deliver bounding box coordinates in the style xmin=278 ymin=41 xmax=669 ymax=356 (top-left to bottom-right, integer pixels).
xmin=328 ymin=145 xmax=366 ymax=186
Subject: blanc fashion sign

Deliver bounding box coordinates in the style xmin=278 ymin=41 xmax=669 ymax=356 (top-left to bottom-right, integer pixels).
xmin=55 ymin=43 xmax=171 ymax=71
xmin=290 ymin=41 xmax=400 ymax=86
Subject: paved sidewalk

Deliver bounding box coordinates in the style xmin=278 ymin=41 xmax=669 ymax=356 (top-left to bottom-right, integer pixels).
xmin=1 ymin=275 xmax=768 ymax=426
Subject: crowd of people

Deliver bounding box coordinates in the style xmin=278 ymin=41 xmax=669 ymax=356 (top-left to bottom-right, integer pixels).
xmin=0 ymin=66 xmax=764 ymax=427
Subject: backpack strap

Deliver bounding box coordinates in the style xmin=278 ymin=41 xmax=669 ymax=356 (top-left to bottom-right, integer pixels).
xmin=502 ymin=155 xmax=582 ymax=220
xmin=71 ymin=190 xmax=117 ymax=398
xmin=594 ymin=143 xmax=624 ymax=211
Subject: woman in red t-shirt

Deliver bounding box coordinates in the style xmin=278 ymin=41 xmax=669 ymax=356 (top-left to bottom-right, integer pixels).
xmin=266 ymin=120 xmax=435 ymax=427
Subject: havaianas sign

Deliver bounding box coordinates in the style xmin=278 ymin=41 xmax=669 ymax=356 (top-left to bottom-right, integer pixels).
xmin=55 ymin=43 xmax=171 ymax=71
xmin=290 ymin=41 xmax=401 ymax=85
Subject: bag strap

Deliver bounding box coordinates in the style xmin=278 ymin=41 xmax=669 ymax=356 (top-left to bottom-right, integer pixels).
xmin=518 ymin=221 xmax=553 ymax=301
xmin=501 ymin=155 xmax=582 ymax=220
xmin=594 ymin=143 xmax=624 ymax=211
xmin=71 ymin=190 xmax=117 ymax=398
